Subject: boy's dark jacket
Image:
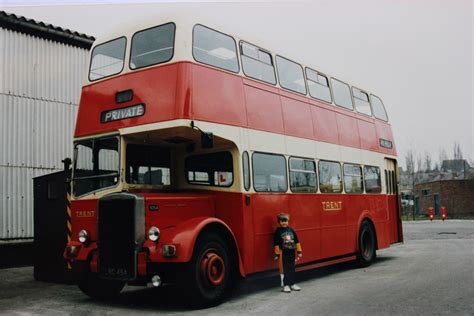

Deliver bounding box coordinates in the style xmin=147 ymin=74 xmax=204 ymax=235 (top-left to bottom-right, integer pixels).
xmin=273 ymin=227 xmax=302 ymax=273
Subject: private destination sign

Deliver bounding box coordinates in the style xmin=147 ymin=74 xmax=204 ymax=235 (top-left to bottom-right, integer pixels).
xmin=100 ymin=104 xmax=145 ymax=123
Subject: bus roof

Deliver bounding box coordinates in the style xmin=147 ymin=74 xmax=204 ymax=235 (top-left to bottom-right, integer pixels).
xmin=93 ymin=12 xmax=320 ymax=77
xmin=91 ymin=11 xmax=379 ymax=100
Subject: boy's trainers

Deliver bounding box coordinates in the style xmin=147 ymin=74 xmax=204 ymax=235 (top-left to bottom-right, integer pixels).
xmin=290 ymin=284 xmax=301 ymax=291
xmin=282 ymin=285 xmax=291 ymax=293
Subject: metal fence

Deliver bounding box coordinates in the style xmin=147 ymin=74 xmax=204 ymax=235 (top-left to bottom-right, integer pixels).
xmin=0 ymin=28 xmax=90 ymax=239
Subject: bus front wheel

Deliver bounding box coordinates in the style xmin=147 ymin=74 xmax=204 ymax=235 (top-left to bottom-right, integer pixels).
xmin=183 ymin=232 xmax=231 ymax=307
xmin=357 ymin=221 xmax=376 ymax=267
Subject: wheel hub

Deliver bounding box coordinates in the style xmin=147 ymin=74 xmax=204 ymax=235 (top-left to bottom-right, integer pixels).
xmin=199 ymin=250 xmax=225 ymax=286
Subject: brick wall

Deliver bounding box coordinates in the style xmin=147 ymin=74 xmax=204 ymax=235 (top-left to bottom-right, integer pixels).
xmin=415 ymin=180 xmax=474 ymax=217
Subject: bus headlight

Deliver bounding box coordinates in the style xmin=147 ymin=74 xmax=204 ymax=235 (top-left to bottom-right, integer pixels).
xmin=148 ymin=226 xmax=160 ymax=242
xmin=78 ymin=229 xmax=89 ymax=244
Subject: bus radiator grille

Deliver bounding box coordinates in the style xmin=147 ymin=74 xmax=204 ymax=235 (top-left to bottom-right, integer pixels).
xmin=97 ymin=196 xmax=137 ymax=281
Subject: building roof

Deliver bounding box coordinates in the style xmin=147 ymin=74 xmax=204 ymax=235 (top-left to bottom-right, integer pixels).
xmin=441 ymin=159 xmax=471 ymax=172
xmin=0 ymin=10 xmax=95 ymax=49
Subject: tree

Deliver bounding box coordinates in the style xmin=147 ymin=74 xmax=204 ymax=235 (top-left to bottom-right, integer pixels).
xmin=405 ymin=150 xmax=415 ymax=174
xmin=439 ymin=148 xmax=448 ymax=171
xmin=453 ymin=142 xmax=463 ymax=160
xmin=404 ymin=149 xmax=419 ymax=220
xmin=424 ymin=151 xmax=432 ymax=172
xmin=416 ymin=154 xmax=423 ymax=178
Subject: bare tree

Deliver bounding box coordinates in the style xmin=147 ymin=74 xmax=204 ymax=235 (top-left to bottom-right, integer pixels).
xmin=416 ymin=154 xmax=423 ymax=178
xmin=404 ymin=149 xmax=419 ymax=220
xmin=439 ymin=148 xmax=448 ymax=171
xmin=453 ymin=142 xmax=463 ymax=160
xmin=405 ymin=150 xmax=415 ymax=173
xmin=424 ymin=151 xmax=432 ymax=172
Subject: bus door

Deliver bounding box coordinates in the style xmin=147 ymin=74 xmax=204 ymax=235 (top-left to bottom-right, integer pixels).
xmin=384 ymin=158 xmax=403 ymax=243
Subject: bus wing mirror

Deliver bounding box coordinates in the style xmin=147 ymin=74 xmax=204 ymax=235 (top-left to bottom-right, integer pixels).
xmin=190 ymin=121 xmax=213 ymax=148
xmin=201 ymin=132 xmax=214 ymax=149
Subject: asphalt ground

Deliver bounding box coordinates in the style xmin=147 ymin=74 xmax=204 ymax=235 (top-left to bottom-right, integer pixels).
xmin=0 ymin=220 xmax=473 ymax=315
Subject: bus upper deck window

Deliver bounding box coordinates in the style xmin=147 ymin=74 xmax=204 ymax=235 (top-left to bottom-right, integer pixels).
xmin=276 ymin=56 xmax=306 ymax=95
xmin=352 ymin=87 xmax=372 ymax=116
xmin=370 ymin=94 xmax=389 ymax=121
xmin=193 ymin=24 xmax=239 ymax=73
xmin=306 ymin=68 xmax=332 ymax=103
xmin=331 ymin=78 xmax=353 ymax=110
xmin=89 ymin=37 xmax=126 ymax=81
xmin=130 ymin=23 xmax=175 ymax=70
xmin=240 ymin=42 xmax=276 ymax=85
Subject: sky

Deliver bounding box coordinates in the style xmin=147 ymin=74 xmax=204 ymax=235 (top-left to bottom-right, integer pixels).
xmin=2 ymin=0 xmax=473 ymax=169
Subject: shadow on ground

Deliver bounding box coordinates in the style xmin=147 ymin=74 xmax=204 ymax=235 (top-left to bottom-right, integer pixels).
xmin=78 ymin=257 xmax=394 ymax=312
xmin=0 ymin=242 xmax=34 ymax=269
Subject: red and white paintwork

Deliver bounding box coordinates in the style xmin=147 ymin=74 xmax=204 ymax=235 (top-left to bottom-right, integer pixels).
xmin=66 ymin=15 xmax=403 ymax=279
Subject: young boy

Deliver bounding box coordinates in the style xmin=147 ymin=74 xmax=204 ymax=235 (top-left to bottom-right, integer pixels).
xmin=273 ymin=213 xmax=302 ymax=293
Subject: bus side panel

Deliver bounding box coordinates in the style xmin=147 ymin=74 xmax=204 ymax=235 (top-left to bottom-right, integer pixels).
xmin=280 ymin=94 xmax=314 ymax=140
xmin=388 ymin=195 xmax=400 ymax=244
xmin=320 ymin=194 xmax=350 ymax=259
xmin=357 ymin=119 xmax=379 ymax=152
xmin=345 ymin=194 xmax=371 ymax=253
xmin=373 ymin=194 xmax=391 ymax=249
xmin=336 ymin=113 xmax=361 ymax=149
xmin=347 ymin=194 xmax=394 ymax=252
xmin=374 ymin=120 xmax=397 ymax=156
xmin=243 ymin=80 xmax=285 ymax=135
xmin=190 ymin=64 xmax=247 ymax=127
xmin=311 ymin=106 xmax=339 ymax=144
xmin=211 ymin=192 xmax=251 ymax=274
xmin=144 ymin=194 xmax=215 ymax=229
xmin=251 ymin=193 xmax=289 ymax=273
xmin=288 ymin=194 xmax=321 ymax=264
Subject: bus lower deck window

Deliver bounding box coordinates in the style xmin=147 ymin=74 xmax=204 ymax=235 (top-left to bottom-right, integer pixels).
xmin=289 ymin=157 xmax=317 ymax=193
xmin=186 ymin=151 xmax=233 ymax=187
xmin=319 ymin=160 xmax=342 ymax=193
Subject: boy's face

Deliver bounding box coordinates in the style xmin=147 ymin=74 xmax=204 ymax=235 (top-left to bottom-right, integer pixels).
xmin=279 ymin=218 xmax=289 ymax=227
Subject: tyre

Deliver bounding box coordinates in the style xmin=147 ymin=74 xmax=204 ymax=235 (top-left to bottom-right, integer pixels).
xmin=356 ymin=221 xmax=376 ymax=267
xmin=181 ymin=233 xmax=232 ymax=308
xmin=78 ymin=272 xmax=125 ymax=299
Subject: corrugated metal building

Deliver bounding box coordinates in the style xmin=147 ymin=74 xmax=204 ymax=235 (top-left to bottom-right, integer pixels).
xmin=0 ymin=11 xmax=94 ymax=240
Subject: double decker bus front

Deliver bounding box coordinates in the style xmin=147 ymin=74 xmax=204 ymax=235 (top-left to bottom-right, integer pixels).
xmin=67 ymin=123 xmax=242 ymax=303
xmin=64 ymin=18 xmax=245 ymax=305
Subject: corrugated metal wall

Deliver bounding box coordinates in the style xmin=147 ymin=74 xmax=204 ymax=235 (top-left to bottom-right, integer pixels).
xmin=0 ymin=28 xmax=90 ymax=239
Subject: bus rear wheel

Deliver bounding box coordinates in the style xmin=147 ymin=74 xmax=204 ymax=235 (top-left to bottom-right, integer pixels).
xmin=357 ymin=221 xmax=376 ymax=267
xmin=78 ymin=271 xmax=125 ymax=300
xmin=183 ymin=233 xmax=232 ymax=308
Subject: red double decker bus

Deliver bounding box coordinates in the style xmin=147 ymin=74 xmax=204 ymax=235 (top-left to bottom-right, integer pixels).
xmin=64 ymin=14 xmax=402 ymax=306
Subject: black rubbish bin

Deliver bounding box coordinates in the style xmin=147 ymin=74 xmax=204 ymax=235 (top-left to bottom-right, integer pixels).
xmin=33 ymin=170 xmax=72 ymax=283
